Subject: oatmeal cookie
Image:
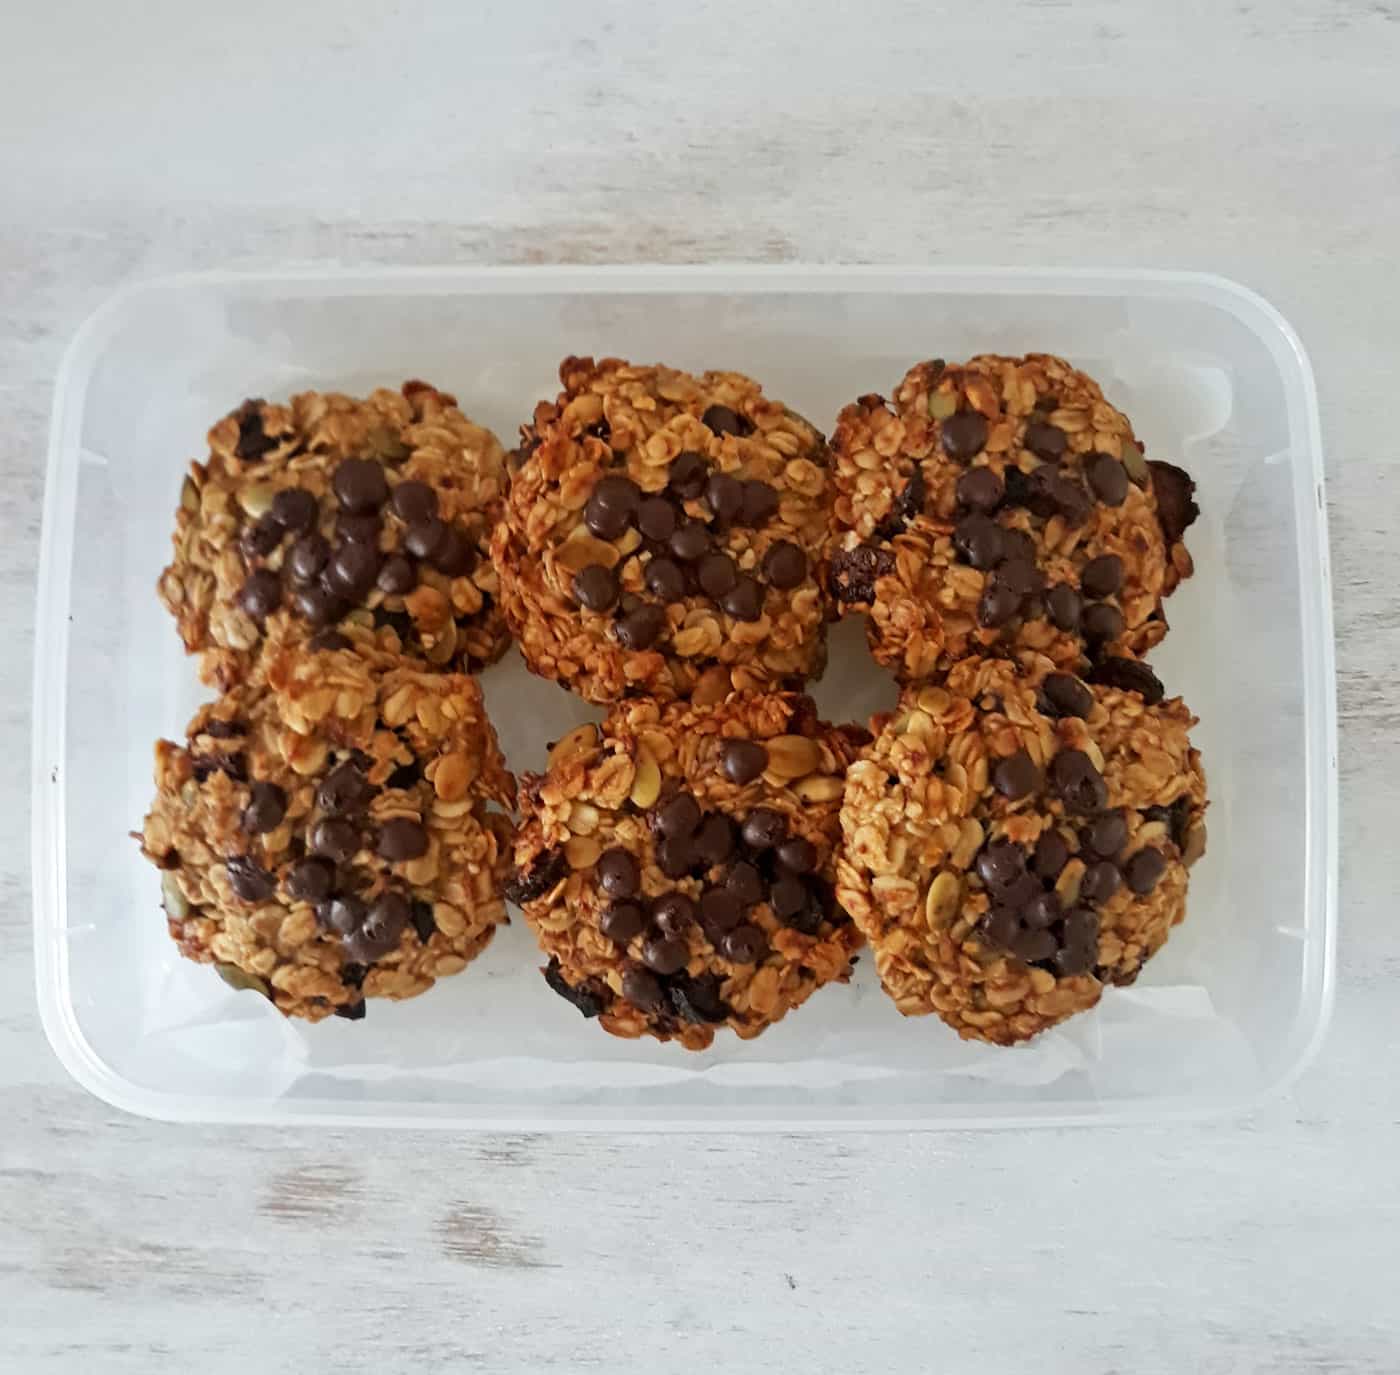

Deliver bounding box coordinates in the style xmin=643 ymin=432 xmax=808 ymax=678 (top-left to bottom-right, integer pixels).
xmin=829 ymin=354 xmax=1197 ymax=682
xmin=836 ymin=655 xmax=1207 ymax=1045
xmin=139 ymin=642 xmax=515 ymax=1021
xmin=492 ymin=356 xmax=833 ymax=705
xmin=158 ymin=381 xmax=510 ymax=688
xmin=509 ymin=694 xmax=865 ymax=1049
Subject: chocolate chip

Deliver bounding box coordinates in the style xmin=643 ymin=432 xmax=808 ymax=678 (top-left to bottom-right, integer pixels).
xmin=334 ymin=999 xmax=367 ymax=1021
xmin=1048 ymin=473 xmax=1091 ymax=525
xmin=976 ymin=840 xmax=1026 ymax=892
xmin=977 ymin=578 xmax=1023 ymax=629
xmin=992 ymin=749 xmax=1040 ymax=801
xmin=192 ymin=752 xmax=247 ymax=784
xmin=616 ymin=603 xmax=666 ymax=650
xmin=698 ymin=887 xmax=742 ymax=938
xmin=1045 ymin=583 xmax=1083 ymax=631
xmin=337 ymin=511 xmax=382 ymax=546
xmin=1049 ymin=750 xmax=1108 ymax=815
xmin=404 ymin=518 xmax=447 ymax=560
xmin=377 ymin=817 xmax=428 ymax=861
xmin=242 ymin=514 xmax=283 ymax=560
xmin=995 ymin=558 xmax=1045 ymax=598
xmin=386 ymin=758 xmax=422 ymax=789
xmin=697 ymin=552 xmax=738 ymax=598
xmin=596 ymin=847 xmax=640 ymax=899
xmin=308 ymin=628 xmax=351 ymax=652
xmin=1025 ymin=421 xmax=1067 ymax=460
xmin=1008 ymin=925 xmax=1058 ymax=963
xmin=668 ymin=451 xmax=708 ymax=500
xmin=739 ymin=480 xmax=780 ymax=527
xmin=238 ymin=569 xmax=282 ymax=619
xmin=241 ymin=781 xmax=287 ymax=834
xmin=770 ymin=875 xmax=808 ymax=920
xmin=318 ymin=894 xmax=364 ymax=936
xmin=376 ymin=554 xmax=416 ymax=595
xmin=644 ymin=557 xmax=687 ymax=603
xmin=1080 ymin=554 xmax=1124 ymax=600
xmin=292 ymin=582 xmax=346 ymax=628
xmin=318 ymin=761 xmax=372 ymax=815
xmin=724 ymin=860 xmax=765 ymax=907
xmin=409 ymin=900 xmax=436 ymax=943
xmin=391 ymin=480 xmax=438 ymax=525
xmin=621 ymin=966 xmax=665 ymax=1012
xmin=637 ymin=497 xmax=677 ymax=542
xmin=504 ymin=848 xmax=567 ymax=904
xmin=941 ymin=410 xmax=988 ymax=458
xmin=656 ymin=834 xmax=695 ymax=879
xmin=312 ymin=818 xmax=361 ymax=862
xmin=286 ymin=856 xmax=335 ymax=902
xmin=655 ymin=791 xmax=702 ymax=839
xmin=1084 ymin=810 xmax=1128 ymax=858
xmin=1149 ymin=460 xmax=1199 ymax=544
xmin=585 ymin=475 xmax=640 ymax=539
xmin=668 ymin=971 xmax=730 ymax=1024
xmin=349 ymin=892 xmax=410 ymax=962
xmin=979 ymin=905 xmax=1019 ymax=952
xmin=1082 ymin=603 xmax=1126 ymax=644
xmin=333 ymin=458 xmax=389 ymax=513
xmin=694 ymin=814 xmax=737 ymax=866
xmin=721 ymin=575 xmax=764 ymax=622
xmin=1055 ymin=908 xmax=1100 ymax=976
xmin=1125 ymin=847 xmax=1168 ymax=895
xmin=669 ymin=521 xmax=712 ymax=563
xmin=721 ymin=924 xmax=767 ymax=964
xmin=776 ymin=837 xmax=817 ymax=874
xmin=429 ymin=525 xmax=475 ymax=577
xmin=721 ymin=740 xmax=769 ymax=785
xmin=829 ymin=544 xmax=895 ymax=604
xmin=573 ymin=563 xmax=619 ymax=611
xmin=702 ymin=404 xmax=751 ymax=437
xmin=288 ymin=533 xmax=330 ymax=583
xmin=1080 ymin=861 xmax=1122 ymax=905
xmin=1043 ymin=673 xmax=1093 ymax=719
xmin=652 ymin=892 xmax=696 ymax=937
xmin=1001 ymin=870 xmax=1043 ymax=909
xmin=543 ymin=957 xmax=609 ymax=1018
xmin=956 ymin=466 xmax=1003 ymax=513
xmin=953 ymin=514 xmax=1005 ymax=570
xmin=705 ymin=473 xmax=744 ymax=524
xmin=326 ymin=540 xmax=380 ymax=599
xmin=641 ymin=934 xmax=689 ymax=975
xmin=234 ymin=402 xmax=277 ymax=460
xmin=600 ymin=901 xmax=646 ymax=944
xmin=741 ymin=807 xmax=787 ymax=851
xmin=340 ymin=961 xmax=369 ymax=990
xmin=1086 ymin=452 xmax=1129 ymax=506
xmin=754 ymin=541 xmax=806 ymax=596
xmin=225 ymin=856 xmax=274 ymax=902
xmin=1088 ymin=657 xmax=1165 ymax=705
xmin=1023 ymin=891 xmax=1062 ymax=930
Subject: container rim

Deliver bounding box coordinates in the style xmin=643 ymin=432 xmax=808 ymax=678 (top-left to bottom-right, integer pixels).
xmin=31 ymin=263 xmax=1338 ymax=1130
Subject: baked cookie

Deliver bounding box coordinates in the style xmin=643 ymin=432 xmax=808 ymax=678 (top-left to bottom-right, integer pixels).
xmin=493 ymin=356 xmax=833 ymax=705
xmin=509 ymin=694 xmax=865 ymax=1049
xmin=829 ymin=354 xmax=1198 ymax=682
xmin=835 ymin=655 xmax=1206 ymax=1045
xmin=139 ymin=642 xmax=515 ymax=1021
xmin=158 ymin=381 xmax=510 ymax=688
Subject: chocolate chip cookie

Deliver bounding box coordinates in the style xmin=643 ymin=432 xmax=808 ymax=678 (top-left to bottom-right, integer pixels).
xmin=829 ymin=354 xmax=1197 ymax=681
xmin=509 ymin=693 xmax=866 ymax=1049
xmin=139 ymin=641 xmax=515 ymax=1021
xmin=835 ymin=655 xmax=1207 ymax=1045
xmin=492 ymin=356 xmax=833 ymax=705
xmin=158 ymin=381 xmax=510 ymax=688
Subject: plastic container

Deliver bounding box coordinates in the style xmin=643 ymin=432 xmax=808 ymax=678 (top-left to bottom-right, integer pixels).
xmin=32 ymin=266 xmax=1336 ymax=1129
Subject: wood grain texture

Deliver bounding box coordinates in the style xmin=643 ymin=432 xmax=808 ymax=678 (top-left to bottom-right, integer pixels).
xmin=2 ymin=2 xmax=1399 ymax=1370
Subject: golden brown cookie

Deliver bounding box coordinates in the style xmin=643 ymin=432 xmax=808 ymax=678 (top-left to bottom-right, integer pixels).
xmin=493 ymin=356 xmax=833 ymax=705
xmin=509 ymin=694 xmax=865 ymax=1049
xmin=836 ymin=655 xmax=1207 ymax=1045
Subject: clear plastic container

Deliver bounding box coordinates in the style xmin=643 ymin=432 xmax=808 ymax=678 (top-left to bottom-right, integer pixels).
xmin=32 ymin=266 xmax=1337 ymax=1129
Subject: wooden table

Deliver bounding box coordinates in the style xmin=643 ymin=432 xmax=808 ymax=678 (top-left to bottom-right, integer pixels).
xmin=2 ymin=3 xmax=1396 ymax=1369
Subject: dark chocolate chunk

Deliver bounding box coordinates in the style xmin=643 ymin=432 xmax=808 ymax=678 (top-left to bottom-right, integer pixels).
xmin=1080 ymin=554 xmax=1124 ymax=600
xmin=241 ymin=781 xmax=287 ymax=834
xmin=697 ymin=552 xmax=738 ymax=598
xmin=668 ymin=451 xmax=708 ymax=500
xmin=288 ymin=533 xmax=330 ymax=583
xmin=376 ymin=554 xmax=416 ymax=595
xmin=720 ymin=924 xmax=767 ymax=964
xmin=238 ymin=569 xmax=282 ymax=619
xmin=1043 ymin=672 xmax=1093 ymax=719
xmin=1124 ymin=847 xmax=1168 ymax=895
xmin=1084 ymin=810 xmax=1128 ymax=859
xmin=739 ymin=480 xmax=780 ymax=527
xmin=776 ymin=836 xmax=817 ymax=874
xmin=956 ymin=466 xmax=1003 ymax=513
xmin=724 ymin=860 xmax=765 ymax=908
xmin=698 ymin=887 xmax=742 ymax=938
xmin=1049 ymin=750 xmax=1108 ymax=815
xmin=1045 ymin=583 xmax=1082 ymax=631
xmin=941 ymin=410 xmax=988 ymax=459
xmin=953 ymin=514 xmax=1005 ymax=570
xmin=977 ymin=579 xmax=1023 ymax=628
xmin=1080 ymin=860 xmax=1122 ymax=905
xmin=376 ymin=817 xmax=428 ymax=861
xmin=616 ymin=603 xmax=666 ymax=650
xmin=654 ymin=791 xmax=702 ymax=839
xmin=311 ymin=818 xmax=361 ymax=863
xmin=286 ymin=857 xmax=335 ymax=902
xmin=668 ymin=971 xmax=730 ymax=1024
xmin=326 ymin=540 xmax=380 ymax=599
xmin=976 ymin=840 xmax=1026 ymax=892
xmin=637 ymin=496 xmax=677 ymax=542
xmin=596 ymin=847 xmax=640 ymax=899
xmin=621 ymin=965 xmax=665 ymax=1012
xmin=391 ymin=480 xmax=438 ymax=525
xmin=318 ymin=761 xmax=372 ymax=815
xmin=644 ymin=557 xmax=687 ymax=603
xmin=1086 ymin=452 xmax=1129 ymax=506
xmin=641 ymin=933 xmax=689 ymax=975
xmin=1033 ymin=829 xmax=1070 ymax=879
xmin=701 ymin=404 xmax=751 ymax=437
xmin=705 ymin=473 xmax=744 ymax=524
xmin=721 ymin=575 xmax=764 ymax=621
xmin=333 ymin=458 xmax=389 ymax=514
xmin=600 ymin=901 xmax=646 ymax=944
xmin=741 ymin=807 xmax=787 ymax=851
xmin=652 ymin=892 xmax=696 ymax=937
xmin=242 ymin=514 xmax=284 ymax=560
xmin=721 ymin=740 xmax=769 ymax=785
xmin=669 ymin=520 xmax=712 ymax=563
xmin=225 ymin=856 xmax=274 ymax=902
xmin=992 ymin=749 xmax=1040 ymax=801
xmin=573 ymin=563 xmax=620 ymax=612
xmin=1082 ymin=602 xmax=1126 ymax=644
xmin=762 ymin=540 xmax=807 ymax=590
xmin=694 ymin=814 xmax=737 ymax=866
xmin=1024 ymin=420 xmax=1067 ymax=460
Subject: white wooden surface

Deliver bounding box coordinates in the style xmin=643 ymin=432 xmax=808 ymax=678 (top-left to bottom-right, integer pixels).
xmin=2 ymin=3 xmax=1397 ymax=1370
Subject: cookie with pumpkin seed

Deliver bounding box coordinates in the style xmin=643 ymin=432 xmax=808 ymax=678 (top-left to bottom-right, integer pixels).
xmin=509 ymin=693 xmax=866 ymax=1049
xmin=828 ymin=353 xmax=1197 ymax=683
xmin=157 ymin=380 xmax=510 ymax=690
xmin=138 ymin=640 xmax=515 ymax=1021
xmin=492 ymin=355 xmax=834 ymax=706
xmin=835 ymin=654 xmax=1207 ymax=1045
